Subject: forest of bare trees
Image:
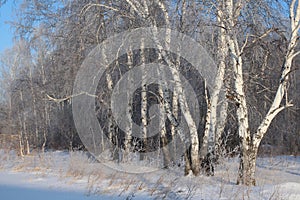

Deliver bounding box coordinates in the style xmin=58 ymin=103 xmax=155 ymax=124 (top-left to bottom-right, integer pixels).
xmin=0 ymin=0 xmax=299 ymax=186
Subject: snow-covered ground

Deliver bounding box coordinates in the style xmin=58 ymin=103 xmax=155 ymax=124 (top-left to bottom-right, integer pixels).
xmin=0 ymin=149 xmax=299 ymax=200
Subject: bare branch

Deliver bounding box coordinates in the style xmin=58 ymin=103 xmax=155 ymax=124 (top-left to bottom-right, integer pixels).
xmin=124 ymin=0 xmax=146 ymax=18
xmin=240 ymin=28 xmax=275 ymax=56
xmin=80 ymin=3 xmax=119 ymax=16
xmin=46 ymin=92 xmax=97 ymax=103
xmin=290 ymin=50 xmax=300 ymax=60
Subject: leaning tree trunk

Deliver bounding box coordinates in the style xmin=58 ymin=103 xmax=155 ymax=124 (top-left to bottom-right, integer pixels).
xmin=155 ymin=0 xmax=200 ymax=176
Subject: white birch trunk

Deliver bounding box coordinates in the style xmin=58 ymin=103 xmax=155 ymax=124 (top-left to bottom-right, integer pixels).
xmin=238 ymin=0 xmax=299 ymax=185
xmin=214 ymin=8 xmax=229 ymax=154
xmin=158 ymin=86 xmax=171 ymax=168
xmin=221 ymin=0 xmax=300 ymax=185
xmin=41 ymin=64 xmax=48 ymax=153
xmin=253 ymin=0 xmax=300 ymax=150
xmin=215 ymin=98 xmax=228 ymax=152
xmin=23 ymin=115 xmax=30 ymax=155
xmin=124 ymin=47 xmax=133 ymax=157
xmin=126 ymin=0 xmax=200 ymax=175
xmin=140 ymin=38 xmax=148 ymax=160
xmin=41 ymin=94 xmax=48 ymax=153
xmin=222 ymin=0 xmax=254 ymax=185
xmin=106 ymin=72 xmax=113 ymax=141
xmin=18 ymin=90 xmax=30 ymax=155
xmin=200 ymin=17 xmax=228 ymax=155
xmin=29 ymin=67 xmax=39 ymax=147
xmin=18 ymin=113 xmax=24 ymax=157
xmin=157 ymin=62 xmax=190 ymax=173
xmin=200 ymin=81 xmax=211 ymax=160
xmin=7 ymin=78 xmax=24 ymax=156
xmin=170 ymin=54 xmax=180 ymax=164
xmin=199 ymin=4 xmax=228 ymax=175
xmin=101 ymin=41 xmax=114 ymax=153
xmin=98 ymin=15 xmax=114 ymax=153
xmin=155 ymin=0 xmax=200 ymax=175
xmin=171 ymin=89 xmax=178 ymax=163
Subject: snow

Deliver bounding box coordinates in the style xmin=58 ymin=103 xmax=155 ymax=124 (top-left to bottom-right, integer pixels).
xmin=0 ymin=150 xmax=299 ymax=199
xmin=0 ymin=171 xmax=110 ymax=200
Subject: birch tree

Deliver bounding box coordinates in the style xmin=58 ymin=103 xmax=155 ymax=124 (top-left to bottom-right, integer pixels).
xmin=0 ymin=49 xmax=25 ymax=155
xmin=200 ymin=0 xmax=229 ymax=175
xmin=123 ymin=0 xmax=201 ymax=175
xmin=219 ymin=0 xmax=300 ymax=185
xmin=7 ymin=0 xmax=298 ymax=181
xmin=1 ymin=42 xmax=34 ymax=155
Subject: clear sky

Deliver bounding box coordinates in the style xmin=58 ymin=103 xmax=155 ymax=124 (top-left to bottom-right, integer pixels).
xmin=0 ymin=1 xmax=17 ymax=54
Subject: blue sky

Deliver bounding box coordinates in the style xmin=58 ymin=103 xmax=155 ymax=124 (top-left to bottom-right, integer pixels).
xmin=0 ymin=1 xmax=17 ymax=54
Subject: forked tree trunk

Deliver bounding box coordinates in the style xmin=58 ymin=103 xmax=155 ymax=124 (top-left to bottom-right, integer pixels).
xmin=238 ymin=0 xmax=300 ymax=185
xmin=221 ymin=0 xmax=300 ymax=186
xmin=240 ymin=0 xmax=299 ymax=185
xmin=200 ymin=5 xmax=228 ymax=175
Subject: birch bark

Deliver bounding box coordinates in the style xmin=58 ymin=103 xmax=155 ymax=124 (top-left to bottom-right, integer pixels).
xmin=220 ymin=0 xmax=300 ymax=185
xmin=154 ymin=0 xmax=200 ymax=175
xmin=125 ymin=0 xmax=201 ymax=175
xmin=140 ymin=38 xmax=148 ymax=160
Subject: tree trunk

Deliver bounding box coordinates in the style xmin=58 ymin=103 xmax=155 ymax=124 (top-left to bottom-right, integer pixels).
xmin=223 ymin=0 xmax=252 ymax=185
xmin=17 ymin=116 xmax=24 ymax=157
xmin=123 ymin=47 xmax=133 ymax=159
xmin=140 ymin=38 xmax=148 ymax=160
xmin=222 ymin=0 xmax=300 ymax=185
xmin=125 ymin=0 xmax=202 ymax=175
xmin=158 ymin=86 xmax=171 ymax=168
xmin=19 ymin=90 xmax=30 ymax=155
xmin=157 ymin=1 xmax=200 ymax=176
xmin=237 ymin=146 xmax=258 ymax=186
xmin=171 ymin=88 xmax=178 ymax=164
xmin=214 ymin=7 xmax=229 ymax=154
xmin=29 ymin=65 xmax=39 ymax=147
